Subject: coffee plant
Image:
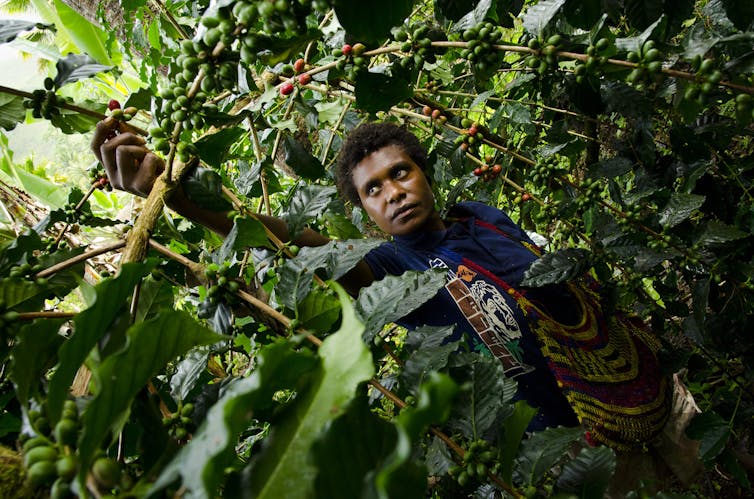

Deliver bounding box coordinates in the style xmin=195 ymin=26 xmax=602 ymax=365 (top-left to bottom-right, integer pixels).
xmin=0 ymin=0 xmax=753 ymax=497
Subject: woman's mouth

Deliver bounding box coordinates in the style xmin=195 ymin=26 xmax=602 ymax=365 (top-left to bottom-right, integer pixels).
xmin=392 ymin=204 xmax=417 ymax=221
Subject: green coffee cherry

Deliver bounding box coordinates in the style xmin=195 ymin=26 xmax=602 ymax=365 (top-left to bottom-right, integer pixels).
xmin=24 ymin=445 xmax=58 ymax=467
xmin=55 ymin=455 xmax=78 ymax=481
xmin=27 ymin=460 xmax=57 ymax=488
xmin=54 ymin=418 xmax=78 ymax=447
xmin=92 ymin=457 xmax=121 ymax=489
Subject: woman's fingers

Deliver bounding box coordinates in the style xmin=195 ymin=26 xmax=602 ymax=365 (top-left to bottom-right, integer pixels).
xmin=97 ymin=134 xmax=146 ymax=184
xmin=113 ymin=145 xmax=165 ymax=196
xmin=91 ymin=118 xmax=166 ymax=197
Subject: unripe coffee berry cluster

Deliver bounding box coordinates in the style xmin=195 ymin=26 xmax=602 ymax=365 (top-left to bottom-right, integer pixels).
xmin=684 ymin=55 xmax=725 ymax=105
xmin=573 ymin=38 xmax=611 ymax=84
xmin=88 ymin=164 xmax=112 ymax=191
xmin=617 ymin=203 xmax=646 ymax=229
xmin=21 ymin=400 xmax=90 ymax=496
xmin=59 ymin=200 xmax=97 ymax=225
xmin=529 ymin=159 xmax=565 ymax=185
xmin=23 ymin=78 xmax=72 ymax=120
xmin=162 ymin=403 xmax=195 ymax=441
xmin=525 ymin=34 xmax=564 ymax=76
xmin=457 ymin=21 xmax=504 ymax=74
xmin=394 ymin=23 xmax=446 ymax=69
xmin=573 ymin=177 xmax=602 ymax=209
xmin=447 ymin=439 xmax=499 ymax=487
xmin=647 ymin=232 xmax=674 ymax=250
xmin=625 ymin=40 xmax=663 ymax=87
xmin=236 ymin=0 xmax=327 ymax=65
xmin=108 ymin=102 xmax=139 ymax=122
xmin=197 ymin=262 xmax=241 ymax=318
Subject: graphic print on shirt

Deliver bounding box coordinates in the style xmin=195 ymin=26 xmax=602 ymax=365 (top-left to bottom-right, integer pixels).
xmin=429 ymin=258 xmax=532 ymax=378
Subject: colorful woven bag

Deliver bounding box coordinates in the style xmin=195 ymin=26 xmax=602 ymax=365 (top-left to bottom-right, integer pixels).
xmin=523 ymin=281 xmax=672 ymax=450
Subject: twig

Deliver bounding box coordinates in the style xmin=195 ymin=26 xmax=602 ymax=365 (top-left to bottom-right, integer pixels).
xmin=320 ymin=101 xmax=351 ymax=166
xmin=0 ymin=85 xmax=148 ymax=135
xmin=18 ymin=311 xmax=76 ymax=320
xmin=52 ymin=182 xmax=99 ymax=249
xmin=35 ymin=240 xmax=127 ymax=279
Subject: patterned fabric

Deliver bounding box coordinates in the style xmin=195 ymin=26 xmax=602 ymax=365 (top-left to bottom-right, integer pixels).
xmin=518 ymin=280 xmax=671 ymax=450
xmin=364 ymin=201 xmax=671 ymax=449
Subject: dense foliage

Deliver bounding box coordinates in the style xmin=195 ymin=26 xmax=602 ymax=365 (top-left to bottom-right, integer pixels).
xmin=0 ymin=0 xmax=753 ymax=497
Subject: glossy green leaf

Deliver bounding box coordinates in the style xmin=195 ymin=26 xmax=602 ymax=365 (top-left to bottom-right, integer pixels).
xmin=499 ymin=400 xmax=538 ymax=484
xmin=133 ymin=277 xmax=174 ymax=324
xmin=354 ymin=71 xmax=414 ymax=114
xmin=624 ymin=0 xmax=664 ymax=31
xmin=323 ymin=211 xmax=364 ymax=239
xmin=52 ymin=53 xmax=112 ymax=88
xmin=555 ymin=445 xmax=616 ymax=498
xmin=447 ymin=352 xmax=516 ymax=439
xmin=312 ymin=394 xmax=399 ymax=499
xmin=297 ymin=288 xmax=341 ymax=332
xmin=170 ymin=346 xmax=212 ymax=402
xmin=659 ymin=193 xmax=705 ymax=228
xmin=696 ymin=220 xmax=748 ymax=247
xmin=615 ymin=16 xmax=667 ymax=52
xmin=0 ymin=20 xmax=39 ymax=43
xmin=396 ymin=371 xmax=458 ymax=440
xmin=195 ymin=127 xmax=246 ymax=169
xmin=217 ymin=215 xmax=271 ymax=262
xmin=10 ymin=318 xmax=65 ymax=405
xmin=48 ymin=101 xmax=103 ymax=134
xmin=375 ymin=372 xmax=458 ymax=498
xmin=401 ymin=325 xmax=458 ymax=388
xmin=149 ymin=341 xmax=319 ymax=498
xmin=455 ymin=0 xmax=494 ymax=30
xmin=333 ymin=0 xmax=414 ymax=44
xmin=355 ymin=269 xmax=446 ymax=343
xmin=0 ymin=154 xmax=68 ymax=208
xmin=47 ymin=262 xmax=154 ymax=424
xmin=276 ymin=256 xmax=315 ymax=309
xmin=521 ymin=248 xmax=592 ymax=287
xmin=686 ymin=411 xmax=730 ymax=465
xmin=54 ymin=0 xmax=116 ymax=65
xmin=284 ymin=184 xmax=337 ymax=239
xmin=277 ymin=238 xmax=382 ymax=309
xmin=721 ymin=0 xmax=754 ymax=30
xmin=256 ymin=29 xmax=323 ymax=66
xmin=182 ymin=167 xmax=233 ymax=212
xmin=0 ymin=278 xmax=47 ymax=312
xmin=0 ymin=93 xmax=26 ymax=132
xmin=296 ymin=238 xmax=382 ymax=282
xmin=283 ymin=135 xmax=326 ymax=180
xmin=514 ymin=426 xmax=583 ymax=485
xmin=522 ymin=0 xmax=566 ymax=36
xmin=78 ymin=310 xmax=224 ymax=483
xmin=247 ymin=283 xmax=374 ymax=499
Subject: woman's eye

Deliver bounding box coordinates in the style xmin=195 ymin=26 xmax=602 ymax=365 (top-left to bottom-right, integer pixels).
xmin=367 ymin=185 xmax=379 ymax=196
xmin=394 ymin=168 xmax=407 ymax=179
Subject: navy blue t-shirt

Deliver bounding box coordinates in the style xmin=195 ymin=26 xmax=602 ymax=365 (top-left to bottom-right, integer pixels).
xmin=363 ymin=201 xmax=579 ymax=430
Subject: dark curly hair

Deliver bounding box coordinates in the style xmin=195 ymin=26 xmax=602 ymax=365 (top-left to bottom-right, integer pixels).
xmin=336 ymin=122 xmax=427 ymax=207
